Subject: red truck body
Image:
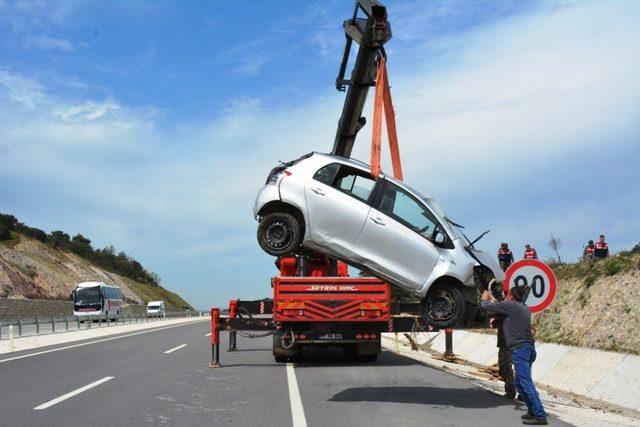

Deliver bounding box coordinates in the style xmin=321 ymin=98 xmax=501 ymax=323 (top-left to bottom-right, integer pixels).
xmin=273 ymin=276 xmax=390 ymax=323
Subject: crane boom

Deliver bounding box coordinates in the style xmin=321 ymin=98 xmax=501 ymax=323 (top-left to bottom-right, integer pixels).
xmin=331 ymin=0 xmax=392 ymax=159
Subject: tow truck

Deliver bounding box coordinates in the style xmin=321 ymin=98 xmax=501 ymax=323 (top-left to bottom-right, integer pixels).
xmin=210 ymin=0 xmax=489 ymax=365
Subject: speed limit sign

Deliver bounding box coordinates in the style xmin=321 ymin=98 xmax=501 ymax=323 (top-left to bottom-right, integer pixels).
xmin=503 ymin=259 xmax=557 ymax=313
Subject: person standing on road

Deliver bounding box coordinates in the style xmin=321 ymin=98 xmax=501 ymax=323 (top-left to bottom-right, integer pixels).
xmin=481 ymin=286 xmax=548 ymax=425
xmin=594 ymin=235 xmax=609 ymax=259
xmin=498 ymin=243 xmax=514 ymax=272
xmin=523 ymin=245 xmax=538 ymax=260
xmin=583 ymin=240 xmax=596 ymax=261
xmin=488 ymin=281 xmax=516 ymax=399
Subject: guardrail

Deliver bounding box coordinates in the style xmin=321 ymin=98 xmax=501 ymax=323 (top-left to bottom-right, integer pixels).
xmin=0 ymin=310 xmax=206 ymax=341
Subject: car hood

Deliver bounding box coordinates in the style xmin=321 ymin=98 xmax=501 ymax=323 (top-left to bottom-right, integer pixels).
xmin=465 ymin=247 xmax=505 ymax=282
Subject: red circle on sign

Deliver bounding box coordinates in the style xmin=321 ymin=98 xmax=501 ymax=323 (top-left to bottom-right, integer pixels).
xmin=503 ymin=259 xmax=557 ymax=313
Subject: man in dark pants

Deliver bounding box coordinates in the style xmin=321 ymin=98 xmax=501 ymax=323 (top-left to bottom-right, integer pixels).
xmin=489 ymin=281 xmax=516 ymax=399
xmin=481 ymin=286 xmax=548 ymax=425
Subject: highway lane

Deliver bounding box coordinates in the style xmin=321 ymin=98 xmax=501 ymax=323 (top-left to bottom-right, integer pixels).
xmin=0 ymin=321 xmax=570 ymax=426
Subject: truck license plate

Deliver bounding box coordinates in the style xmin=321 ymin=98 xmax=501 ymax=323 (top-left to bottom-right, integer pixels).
xmin=318 ymin=334 xmax=343 ymax=340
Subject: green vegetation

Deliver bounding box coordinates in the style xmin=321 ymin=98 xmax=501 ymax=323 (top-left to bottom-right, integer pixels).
xmin=0 ymin=223 xmax=10 ymax=241
xmin=1 ymin=213 xmax=159 ymax=286
xmin=552 ymin=249 xmax=639 ymax=282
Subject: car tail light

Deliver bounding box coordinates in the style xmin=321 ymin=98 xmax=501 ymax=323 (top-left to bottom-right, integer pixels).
xmin=363 ymin=333 xmax=370 ymax=339
xmin=355 ymin=333 xmax=362 ymax=340
xmin=266 ymin=169 xmax=292 ymax=185
xmin=370 ymin=333 xmax=377 ymax=339
xmin=299 ymin=334 xmax=306 ymax=340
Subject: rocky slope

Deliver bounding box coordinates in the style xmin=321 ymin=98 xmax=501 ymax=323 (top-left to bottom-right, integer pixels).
xmin=533 ymin=252 xmax=640 ymax=354
xmin=0 ymin=234 xmax=192 ymax=309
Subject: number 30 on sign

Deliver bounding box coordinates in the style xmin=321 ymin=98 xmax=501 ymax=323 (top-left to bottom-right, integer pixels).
xmin=503 ymin=259 xmax=557 ymax=313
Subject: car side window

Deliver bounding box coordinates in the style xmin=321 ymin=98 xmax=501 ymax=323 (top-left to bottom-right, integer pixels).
xmin=333 ymin=166 xmax=376 ymax=203
xmin=312 ymin=163 xmax=340 ymax=185
xmin=378 ymin=183 xmax=440 ymax=240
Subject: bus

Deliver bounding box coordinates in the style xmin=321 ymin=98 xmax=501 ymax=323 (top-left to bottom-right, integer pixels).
xmin=73 ymin=281 xmax=123 ymax=321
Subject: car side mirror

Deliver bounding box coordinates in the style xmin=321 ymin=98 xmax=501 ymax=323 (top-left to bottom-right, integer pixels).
xmin=434 ymin=231 xmax=446 ymax=245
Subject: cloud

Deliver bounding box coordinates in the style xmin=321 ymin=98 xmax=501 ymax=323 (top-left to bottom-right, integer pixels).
xmin=23 ymin=35 xmax=74 ymax=51
xmin=0 ymin=70 xmax=46 ymax=108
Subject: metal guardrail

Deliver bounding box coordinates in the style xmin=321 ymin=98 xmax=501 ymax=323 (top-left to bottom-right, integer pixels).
xmin=0 ymin=310 xmax=206 ymax=341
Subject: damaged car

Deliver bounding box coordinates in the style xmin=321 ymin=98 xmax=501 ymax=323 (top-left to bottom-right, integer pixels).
xmin=253 ymin=152 xmax=504 ymax=327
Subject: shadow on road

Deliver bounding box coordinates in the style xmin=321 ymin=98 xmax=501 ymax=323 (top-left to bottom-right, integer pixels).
xmin=294 ymin=347 xmax=418 ymax=367
xmin=328 ymin=386 xmax=513 ymax=408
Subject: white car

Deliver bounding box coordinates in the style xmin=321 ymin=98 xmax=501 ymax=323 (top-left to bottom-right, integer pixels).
xmin=253 ymin=152 xmax=504 ymax=327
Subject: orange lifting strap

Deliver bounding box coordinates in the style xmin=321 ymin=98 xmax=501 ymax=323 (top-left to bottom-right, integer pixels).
xmin=370 ymin=56 xmax=403 ymax=181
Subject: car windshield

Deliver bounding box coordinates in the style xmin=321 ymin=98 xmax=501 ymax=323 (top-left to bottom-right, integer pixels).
xmin=421 ymin=196 xmax=471 ymax=246
xmin=75 ymin=286 xmax=101 ymax=305
xmin=148 ymin=306 xmax=160 ymax=310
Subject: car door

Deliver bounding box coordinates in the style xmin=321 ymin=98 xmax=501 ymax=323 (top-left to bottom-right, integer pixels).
xmin=305 ymin=163 xmax=379 ymax=255
xmin=357 ymin=180 xmax=441 ymax=291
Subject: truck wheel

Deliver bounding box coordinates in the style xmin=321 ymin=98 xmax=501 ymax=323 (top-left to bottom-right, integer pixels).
xmin=257 ymin=212 xmax=302 ymax=256
xmin=357 ymin=354 xmax=378 ymax=363
xmin=344 ymin=343 xmax=378 ymax=362
xmin=272 ymin=330 xmax=301 ymax=362
xmin=422 ymin=282 xmax=465 ymax=328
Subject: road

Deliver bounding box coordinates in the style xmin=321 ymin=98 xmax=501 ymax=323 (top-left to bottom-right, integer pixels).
xmin=0 ymin=321 xmax=569 ymax=426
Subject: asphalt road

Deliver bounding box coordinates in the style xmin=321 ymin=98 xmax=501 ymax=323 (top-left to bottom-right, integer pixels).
xmin=0 ymin=321 xmax=570 ymax=426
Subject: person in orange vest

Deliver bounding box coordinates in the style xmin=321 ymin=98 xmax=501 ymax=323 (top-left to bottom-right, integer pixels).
xmin=583 ymin=240 xmax=596 ymax=261
xmin=594 ymin=235 xmax=609 ymax=259
xmin=523 ymin=244 xmax=538 ymax=260
xmin=498 ymin=243 xmax=514 ymax=272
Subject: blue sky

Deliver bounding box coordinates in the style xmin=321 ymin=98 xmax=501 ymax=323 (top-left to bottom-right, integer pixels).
xmin=1 ymin=0 xmax=638 ymax=309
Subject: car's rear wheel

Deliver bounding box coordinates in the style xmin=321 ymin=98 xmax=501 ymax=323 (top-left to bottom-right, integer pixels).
xmin=422 ymin=282 xmax=465 ymax=328
xmin=258 ymin=212 xmax=302 ymax=256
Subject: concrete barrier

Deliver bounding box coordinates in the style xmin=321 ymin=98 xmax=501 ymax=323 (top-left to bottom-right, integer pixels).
xmin=390 ymin=330 xmax=640 ymax=413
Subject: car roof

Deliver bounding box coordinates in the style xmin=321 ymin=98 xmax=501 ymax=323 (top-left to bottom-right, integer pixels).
xmin=312 ymin=152 xmax=433 ymax=200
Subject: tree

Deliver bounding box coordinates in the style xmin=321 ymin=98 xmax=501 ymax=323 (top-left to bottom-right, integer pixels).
xmin=70 ymin=234 xmax=93 ymax=257
xmin=547 ymin=232 xmax=563 ymax=264
xmin=49 ymin=231 xmax=71 ymax=249
xmin=0 ymin=223 xmax=10 ymax=241
xmin=0 ymin=214 xmax=18 ymax=230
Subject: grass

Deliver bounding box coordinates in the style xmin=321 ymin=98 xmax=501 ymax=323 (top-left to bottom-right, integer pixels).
xmin=122 ymin=277 xmax=193 ymax=310
xmin=553 ymin=252 xmax=639 ymax=281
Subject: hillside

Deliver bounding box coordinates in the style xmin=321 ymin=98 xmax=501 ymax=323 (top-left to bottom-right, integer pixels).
xmin=533 ymin=250 xmax=640 ymax=354
xmin=0 ymin=234 xmax=192 ymax=310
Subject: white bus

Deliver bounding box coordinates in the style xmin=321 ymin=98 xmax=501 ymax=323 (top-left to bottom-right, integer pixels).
xmin=73 ymin=281 xmax=123 ymax=321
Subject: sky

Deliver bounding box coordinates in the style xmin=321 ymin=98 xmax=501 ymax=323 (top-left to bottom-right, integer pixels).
xmin=1 ymin=0 xmax=638 ymax=309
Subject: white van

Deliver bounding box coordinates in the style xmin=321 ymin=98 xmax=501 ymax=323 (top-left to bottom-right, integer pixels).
xmin=146 ymin=301 xmax=165 ymax=318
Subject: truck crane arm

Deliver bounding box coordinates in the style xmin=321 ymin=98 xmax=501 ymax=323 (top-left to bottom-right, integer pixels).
xmin=331 ymin=0 xmax=392 ymax=159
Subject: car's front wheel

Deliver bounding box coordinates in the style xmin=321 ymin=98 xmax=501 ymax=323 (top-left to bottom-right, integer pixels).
xmin=257 ymin=212 xmax=302 ymax=256
xmin=422 ymin=282 xmax=465 ymax=328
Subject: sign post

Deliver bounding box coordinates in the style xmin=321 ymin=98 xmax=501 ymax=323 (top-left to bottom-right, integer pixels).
xmin=503 ymin=260 xmax=557 ymax=313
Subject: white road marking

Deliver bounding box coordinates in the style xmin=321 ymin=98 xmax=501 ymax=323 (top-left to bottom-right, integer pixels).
xmin=34 ymin=376 xmax=114 ymax=410
xmin=286 ymin=363 xmax=307 ymax=427
xmin=0 ymin=321 xmax=206 ymax=364
xmin=205 ymin=332 xmax=211 ymax=337
xmin=164 ymin=344 xmax=188 ymax=354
